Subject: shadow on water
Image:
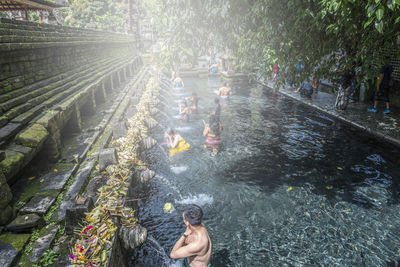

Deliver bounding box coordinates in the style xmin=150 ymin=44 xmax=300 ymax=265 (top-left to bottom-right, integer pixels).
xmin=131 ymin=77 xmax=400 ymax=266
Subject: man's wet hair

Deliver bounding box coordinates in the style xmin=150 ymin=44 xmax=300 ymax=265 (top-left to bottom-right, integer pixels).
xmin=168 ymin=128 xmax=175 ymax=135
xmin=183 ymin=204 xmax=203 ymax=226
xmin=223 ymin=82 xmax=228 ymax=86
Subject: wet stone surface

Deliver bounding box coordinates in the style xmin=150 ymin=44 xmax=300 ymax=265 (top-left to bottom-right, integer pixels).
xmin=56 ymin=161 xmax=94 ymax=221
xmin=7 ymin=214 xmax=43 ymax=233
xmin=113 ymin=122 xmax=127 ymax=140
xmin=0 ymin=241 xmax=18 ymax=267
xmin=28 ymin=225 xmax=58 ymax=264
xmin=19 ymin=196 xmax=56 ymax=215
xmin=42 ymin=166 xmax=76 ymax=191
xmin=65 ymin=198 xmax=94 ymax=235
xmin=98 ymin=148 xmax=118 ymax=171
xmin=84 ymin=175 xmax=108 ymax=203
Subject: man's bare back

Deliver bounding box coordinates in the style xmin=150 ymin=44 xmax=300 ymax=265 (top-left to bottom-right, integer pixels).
xmin=170 ymin=205 xmax=212 ymax=267
xmin=218 ymin=84 xmax=232 ymax=98
xmin=185 ymin=225 xmax=212 ymax=267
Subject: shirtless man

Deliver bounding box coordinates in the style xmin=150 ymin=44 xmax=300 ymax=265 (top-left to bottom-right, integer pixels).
xmin=170 ymin=205 xmax=212 ymax=267
xmin=217 ymin=82 xmax=232 ymax=100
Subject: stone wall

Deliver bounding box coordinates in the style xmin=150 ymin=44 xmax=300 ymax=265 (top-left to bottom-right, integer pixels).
xmin=0 ymin=18 xmax=141 ymax=226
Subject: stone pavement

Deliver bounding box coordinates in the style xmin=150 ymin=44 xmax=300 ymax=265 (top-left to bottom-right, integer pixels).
xmin=262 ymin=80 xmax=400 ymax=148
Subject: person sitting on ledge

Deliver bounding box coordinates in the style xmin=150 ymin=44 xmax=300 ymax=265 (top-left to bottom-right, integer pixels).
xmin=174 ymin=76 xmax=185 ymax=88
xmin=170 ymin=204 xmax=212 ymax=267
xmin=295 ymin=80 xmax=313 ymax=98
xmin=166 ymin=129 xmax=190 ymax=156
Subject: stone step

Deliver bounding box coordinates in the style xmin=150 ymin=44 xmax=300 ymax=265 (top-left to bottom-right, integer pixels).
xmin=0 ymin=54 xmax=115 ymax=102
xmin=0 ymin=40 xmax=133 ymax=52
xmin=6 ymin=214 xmax=44 ymax=233
xmin=0 ymin=35 xmax=128 ymax=44
xmin=19 ymin=196 xmax=56 ymax=216
xmin=0 ymin=56 xmax=128 ymax=144
xmin=0 ymin=233 xmax=31 ymax=267
xmin=0 ymin=20 xmax=129 ymax=38
xmin=18 ymin=224 xmax=58 ymax=267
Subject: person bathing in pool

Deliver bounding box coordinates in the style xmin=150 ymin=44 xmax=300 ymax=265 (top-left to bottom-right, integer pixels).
xmin=203 ymin=114 xmax=222 ymax=154
xmin=174 ymin=75 xmax=184 ymax=88
xmin=166 ymin=129 xmax=190 ymax=156
xmin=179 ymin=102 xmax=190 ymax=122
xmin=185 ymin=93 xmax=199 ymax=113
xmin=170 ymin=204 xmax=212 ymax=267
xmin=217 ymin=82 xmax=232 ymax=100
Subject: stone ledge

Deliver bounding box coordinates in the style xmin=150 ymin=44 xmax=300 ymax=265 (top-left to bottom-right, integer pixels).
xmin=0 ymin=233 xmax=30 ymax=267
xmin=15 ymin=123 xmax=48 ymax=148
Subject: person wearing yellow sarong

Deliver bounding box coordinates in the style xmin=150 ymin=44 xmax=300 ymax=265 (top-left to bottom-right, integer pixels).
xmin=166 ymin=129 xmax=190 ymax=156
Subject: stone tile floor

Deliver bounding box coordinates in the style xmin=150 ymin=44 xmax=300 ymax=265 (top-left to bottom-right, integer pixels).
xmin=263 ymin=80 xmax=400 ymax=148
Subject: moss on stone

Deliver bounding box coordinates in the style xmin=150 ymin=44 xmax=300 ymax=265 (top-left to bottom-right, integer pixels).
xmin=0 ymin=184 xmax=12 ymax=208
xmin=0 ymin=150 xmax=24 ymax=180
xmin=15 ymin=123 xmax=49 ymax=148
xmin=0 ymin=233 xmax=30 ymax=252
xmin=0 ymin=116 xmax=8 ymax=127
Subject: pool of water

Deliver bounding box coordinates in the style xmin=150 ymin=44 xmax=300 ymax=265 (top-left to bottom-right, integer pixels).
xmin=130 ymin=76 xmax=400 ymax=266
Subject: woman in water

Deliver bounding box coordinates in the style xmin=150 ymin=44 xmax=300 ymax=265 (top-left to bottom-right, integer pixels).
xmin=203 ymin=114 xmax=223 ymax=154
xmin=166 ymin=129 xmax=190 ymax=156
xmin=179 ymin=102 xmax=190 ymax=122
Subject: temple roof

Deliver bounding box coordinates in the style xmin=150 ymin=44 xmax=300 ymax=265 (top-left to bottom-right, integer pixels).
xmin=0 ymin=0 xmax=68 ymax=11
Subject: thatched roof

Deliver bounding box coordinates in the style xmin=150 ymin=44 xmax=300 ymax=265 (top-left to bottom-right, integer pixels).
xmin=0 ymin=0 xmax=68 ymax=11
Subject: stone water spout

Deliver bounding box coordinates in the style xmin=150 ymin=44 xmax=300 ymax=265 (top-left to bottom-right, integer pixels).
xmin=119 ymin=224 xmax=148 ymax=250
xmin=139 ymin=169 xmax=156 ymax=183
xmin=141 ymin=137 xmax=157 ymax=150
xmin=145 ymin=117 xmax=159 ymax=129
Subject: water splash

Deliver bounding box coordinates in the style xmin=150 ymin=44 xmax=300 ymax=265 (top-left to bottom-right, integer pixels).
xmin=176 ymin=193 xmax=214 ymax=206
xmin=170 ymin=166 xmax=188 ymax=174
xmin=147 ymin=235 xmax=173 ymax=267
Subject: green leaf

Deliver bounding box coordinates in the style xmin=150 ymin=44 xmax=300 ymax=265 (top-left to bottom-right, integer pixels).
xmin=364 ymin=17 xmax=374 ymax=28
xmin=367 ymin=5 xmax=375 ymax=17
xmin=376 ymin=8 xmax=384 ymax=21
xmin=395 ymin=16 xmax=400 ymax=23
xmin=375 ymin=20 xmax=383 ymax=33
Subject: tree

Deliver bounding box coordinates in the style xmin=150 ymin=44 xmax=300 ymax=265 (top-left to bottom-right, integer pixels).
xmin=63 ymin=0 xmax=128 ymax=32
xmin=146 ymin=0 xmax=400 ymax=88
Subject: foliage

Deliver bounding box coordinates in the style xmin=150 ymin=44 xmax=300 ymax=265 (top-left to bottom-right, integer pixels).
xmin=64 ymin=0 xmax=128 ymax=32
xmin=146 ymin=0 xmax=400 ymax=88
xmin=36 ymin=249 xmax=59 ymax=267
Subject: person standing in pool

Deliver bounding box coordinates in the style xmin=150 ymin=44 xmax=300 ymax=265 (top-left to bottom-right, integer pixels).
xmin=170 ymin=205 xmax=212 ymax=267
xmin=185 ymin=93 xmax=199 ymax=113
xmin=179 ymin=102 xmax=190 ymax=122
xmin=217 ymin=82 xmax=232 ymax=100
xmin=174 ymin=75 xmax=185 ymax=88
xmin=203 ymin=114 xmax=223 ymax=154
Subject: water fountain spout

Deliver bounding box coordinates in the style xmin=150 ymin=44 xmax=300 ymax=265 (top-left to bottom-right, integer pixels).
xmin=146 ymin=235 xmax=174 ymax=267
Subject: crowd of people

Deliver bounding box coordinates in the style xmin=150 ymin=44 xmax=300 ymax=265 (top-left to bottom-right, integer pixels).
xmin=166 ymin=73 xmax=231 ymax=157
xmin=163 ymin=73 xmax=233 ymax=266
xmin=272 ymin=50 xmax=395 ymax=114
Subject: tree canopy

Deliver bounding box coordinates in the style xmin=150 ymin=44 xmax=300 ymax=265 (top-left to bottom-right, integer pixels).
xmin=63 ymin=0 xmax=128 ymax=32
xmin=145 ymin=0 xmax=400 ymax=86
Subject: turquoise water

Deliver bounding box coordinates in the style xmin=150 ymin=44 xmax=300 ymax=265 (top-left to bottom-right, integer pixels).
xmin=130 ymin=76 xmax=400 ymax=266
